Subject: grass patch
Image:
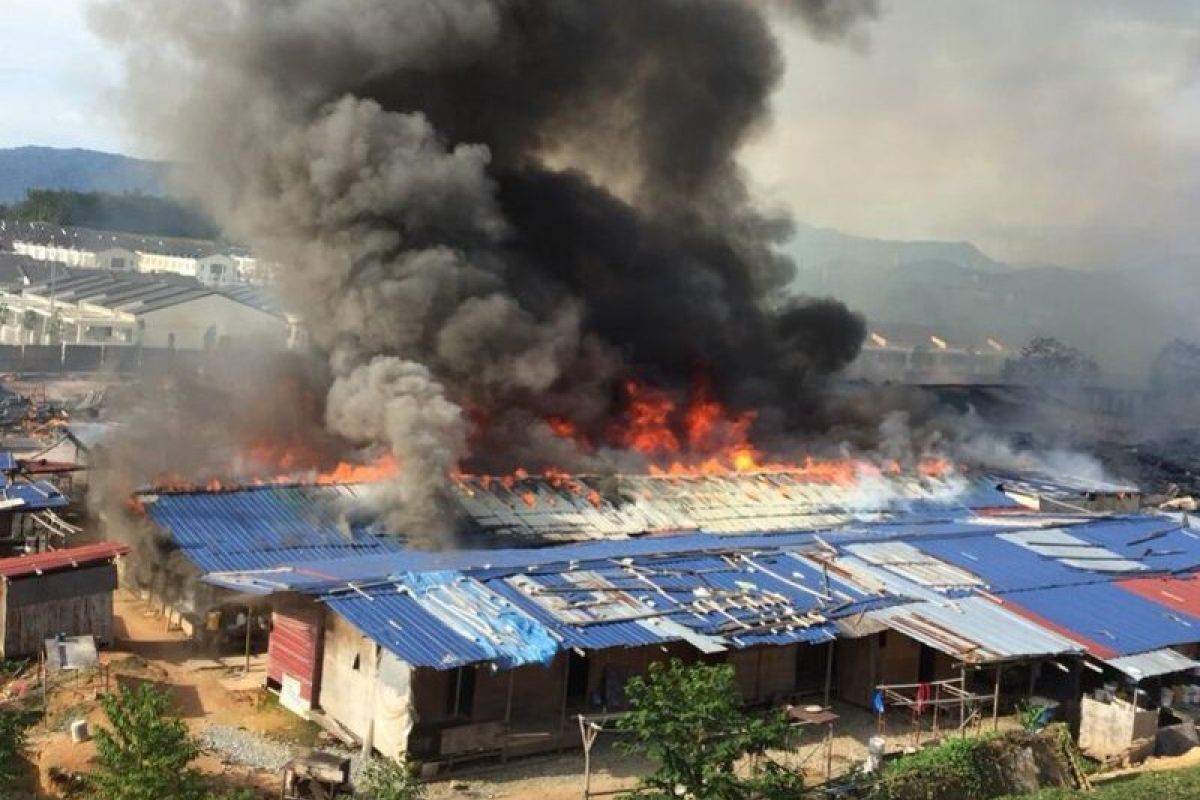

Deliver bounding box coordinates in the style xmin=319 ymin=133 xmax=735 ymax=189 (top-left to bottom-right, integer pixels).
xmin=250 ymin=690 xmax=324 ymax=747
xmin=1003 ymin=766 xmax=1200 ymax=800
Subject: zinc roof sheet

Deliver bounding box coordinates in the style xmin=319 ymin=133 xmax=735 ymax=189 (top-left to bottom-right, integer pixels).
xmin=1000 ymin=581 xmax=1200 ymax=659
xmin=201 ymin=530 xmax=827 ymax=592
xmin=869 ymin=596 xmax=1082 ymax=663
xmin=1104 ymin=648 xmax=1200 ymax=681
xmin=315 ymin=540 xmax=885 ymax=670
xmin=911 ymin=533 xmax=1093 ymax=592
xmin=1071 ymin=518 xmax=1200 ymax=574
xmin=141 ymin=484 xmax=406 ymax=573
xmin=4 ymin=480 xmax=69 ymax=510
xmin=846 ymin=541 xmax=984 ymax=590
xmin=0 ymin=541 xmax=129 ymax=578
xmin=1119 ymin=573 xmax=1200 ymax=618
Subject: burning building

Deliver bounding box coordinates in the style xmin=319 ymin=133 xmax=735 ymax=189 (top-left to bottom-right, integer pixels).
xmin=166 ymin=507 xmax=1200 ymax=767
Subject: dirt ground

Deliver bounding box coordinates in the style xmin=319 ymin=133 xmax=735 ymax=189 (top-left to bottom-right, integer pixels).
xmin=15 ymin=591 xmax=1033 ymax=800
xmin=25 ymin=591 xmax=318 ymax=798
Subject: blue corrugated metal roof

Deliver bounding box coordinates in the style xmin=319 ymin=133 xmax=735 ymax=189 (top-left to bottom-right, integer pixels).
xmin=203 ymin=530 xmax=828 ymax=593
xmin=1002 ymin=581 xmax=1200 ymax=657
xmin=4 ymin=480 xmax=68 ymax=510
xmin=319 ymin=542 xmax=888 ymax=670
xmin=141 ymin=484 xmax=406 ymax=573
xmin=1067 ymin=517 xmax=1200 ymax=574
xmin=913 ymin=533 xmax=1098 ymax=592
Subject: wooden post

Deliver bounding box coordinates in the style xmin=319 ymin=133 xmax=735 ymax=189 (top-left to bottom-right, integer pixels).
xmin=825 ymin=720 xmax=834 ymax=780
xmin=39 ymin=647 xmax=47 ymax=726
xmin=361 ymin=644 xmax=379 ymax=757
xmin=502 ymin=669 xmax=515 ymax=764
xmin=559 ymin=654 xmax=572 ymax=745
xmin=933 ymin=681 xmax=941 ymax=734
xmin=823 ymin=641 xmax=834 ymax=708
xmin=243 ymin=605 xmax=253 ymax=675
xmin=754 ymin=647 xmax=764 ymax=703
xmin=504 ymin=670 xmax=516 ymax=723
xmin=992 ymin=665 xmax=1003 ymax=731
xmin=580 ymin=715 xmax=599 ymax=800
xmin=958 ymin=667 xmax=967 ymax=737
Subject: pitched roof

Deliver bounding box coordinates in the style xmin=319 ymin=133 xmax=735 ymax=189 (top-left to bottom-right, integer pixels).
xmin=0 ymin=541 xmax=129 ymax=579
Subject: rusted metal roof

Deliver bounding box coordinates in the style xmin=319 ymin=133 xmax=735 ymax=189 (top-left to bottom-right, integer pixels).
xmin=869 ymin=596 xmax=1083 ymax=663
xmin=0 ymin=541 xmax=129 ymax=579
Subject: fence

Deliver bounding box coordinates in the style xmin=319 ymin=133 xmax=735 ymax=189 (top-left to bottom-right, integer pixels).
xmin=0 ymin=344 xmax=206 ymax=375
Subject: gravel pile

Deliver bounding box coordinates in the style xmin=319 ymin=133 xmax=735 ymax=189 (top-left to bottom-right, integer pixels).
xmin=200 ymin=724 xmax=367 ymax=784
xmin=201 ymin=724 xmax=297 ymax=772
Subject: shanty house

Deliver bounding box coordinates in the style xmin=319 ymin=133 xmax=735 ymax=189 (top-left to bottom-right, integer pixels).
xmin=132 ymin=470 xmax=1200 ymax=766
xmin=205 ymin=532 xmax=890 ymax=762
xmin=130 ymin=483 xmax=407 ymax=643
xmin=0 ymin=541 xmax=129 ymax=657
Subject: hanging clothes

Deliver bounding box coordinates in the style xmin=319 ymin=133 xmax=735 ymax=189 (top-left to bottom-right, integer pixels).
xmin=915 ymin=682 xmax=932 ymax=715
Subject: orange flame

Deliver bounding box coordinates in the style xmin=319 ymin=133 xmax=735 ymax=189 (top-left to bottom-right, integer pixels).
xmin=532 ymin=378 xmax=958 ymax=481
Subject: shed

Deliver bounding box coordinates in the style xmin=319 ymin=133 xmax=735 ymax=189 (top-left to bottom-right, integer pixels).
xmin=0 ymin=542 xmax=129 ymax=657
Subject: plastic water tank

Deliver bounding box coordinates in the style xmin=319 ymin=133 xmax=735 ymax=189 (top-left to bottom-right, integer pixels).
xmin=867 ymin=735 xmax=886 ymax=772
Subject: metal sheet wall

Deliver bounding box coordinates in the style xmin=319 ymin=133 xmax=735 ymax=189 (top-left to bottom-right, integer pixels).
xmin=267 ymin=602 xmax=324 ymax=707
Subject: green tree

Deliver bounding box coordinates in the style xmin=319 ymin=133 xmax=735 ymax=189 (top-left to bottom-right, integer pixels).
xmin=88 ymin=683 xmax=209 ymax=800
xmin=1002 ymin=337 xmax=1100 ymax=385
xmin=359 ymin=755 xmax=425 ymax=800
xmin=616 ymin=660 xmax=803 ymax=800
xmin=0 ymin=708 xmax=32 ymax=793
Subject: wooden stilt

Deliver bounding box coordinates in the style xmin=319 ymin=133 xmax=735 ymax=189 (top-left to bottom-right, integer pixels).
xmin=992 ymin=665 xmax=1003 ymax=731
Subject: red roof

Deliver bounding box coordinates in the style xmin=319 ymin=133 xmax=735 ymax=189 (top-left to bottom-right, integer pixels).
xmin=1120 ymin=573 xmax=1200 ymax=618
xmin=0 ymin=542 xmax=130 ymax=579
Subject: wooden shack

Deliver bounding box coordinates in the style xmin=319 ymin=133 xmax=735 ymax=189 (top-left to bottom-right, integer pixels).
xmin=0 ymin=542 xmax=129 ymax=657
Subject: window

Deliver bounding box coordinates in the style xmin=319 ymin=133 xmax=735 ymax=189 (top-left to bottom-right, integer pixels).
xmin=110 ymin=257 xmax=126 ymax=271
xmin=351 ymin=653 xmax=361 ymax=672
xmin=566 ymin=650 xmax=590 ymax=705
xmin=444 ymin=666 xmax=477 ymax=718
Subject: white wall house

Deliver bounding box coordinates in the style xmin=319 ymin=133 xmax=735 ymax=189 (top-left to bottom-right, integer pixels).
xmin=96 ymin=247 xmax=137 ymax=272
xmin=0 ymin=272 xmax=293 ymax=350
xmin=8 ymin=223 xmax=257 ymax=287
xmin=13 ymin=240 xmax=98 ymax=268
xmin=136 ymin=293 xmax=289 ymax=350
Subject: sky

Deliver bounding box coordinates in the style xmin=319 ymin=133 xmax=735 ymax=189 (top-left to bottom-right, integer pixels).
xmin=3 ymin=0 xmax=1200 ymax=268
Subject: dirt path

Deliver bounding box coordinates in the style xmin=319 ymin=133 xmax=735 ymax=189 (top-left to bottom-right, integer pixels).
xmin=28 ymin=591 xmax=315 ymax=798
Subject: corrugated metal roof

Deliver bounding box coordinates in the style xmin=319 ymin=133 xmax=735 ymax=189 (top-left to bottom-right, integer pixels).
xmin=1073 ymin=518 xmax=1200 ymax=574
xmin=316 ymin=540 xmax=885 ymax=670
xmin=141 ymin=484 xmax=406 ymax=573
xmin=1120 ymin=573 xmax=1200 ymax=618
xmin=201 ymin=530 xmax=828 ymax=593
xmin=1000 ymin=582 xmax=1200 ymax=658
xmin=1105 ymin=648 xmax=1200 ymax=681
xmin=0 ymin=541 xmax=129 ymax=578
xmin=997 ymin=528 xmax=1146 ymax=573
xmin=3 ymin=480 xmax=69 ymax=510
xmin=869 ymin=597 xmax=1082 ymax=663
xmin=846 ymin=541 xmax=984 ymax=590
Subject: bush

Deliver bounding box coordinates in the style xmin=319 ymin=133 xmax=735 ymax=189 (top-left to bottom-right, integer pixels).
xmin=872 ymin=736 xmax=1005 ymax=800
xmin=0 ymin=707 xmax=33 ymax=793
xmin=358 ymin=755 xmax=425 ymax=800
xmin=617 ymin=659 xmax=803 ymax=800
xmin=88 ymin=682 xmax=209 ymax=800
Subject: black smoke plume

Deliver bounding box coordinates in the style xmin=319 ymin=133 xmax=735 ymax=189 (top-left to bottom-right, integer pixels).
xmin=91 ymin=0 xmax=878 ymax=535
